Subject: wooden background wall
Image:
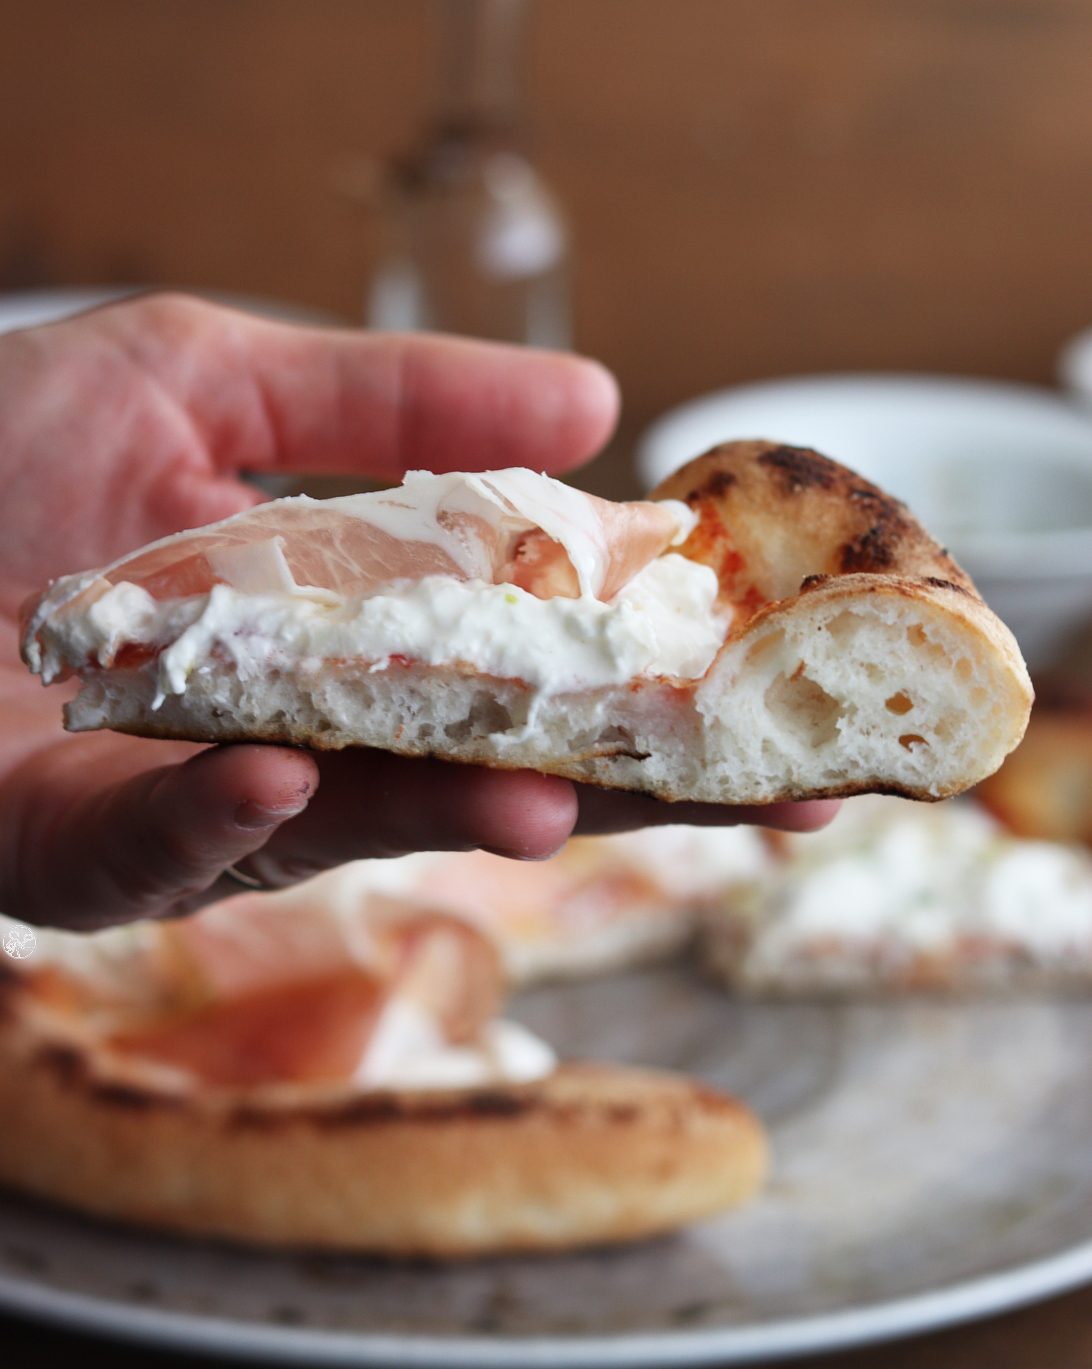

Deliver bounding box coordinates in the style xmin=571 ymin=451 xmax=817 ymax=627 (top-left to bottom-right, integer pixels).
xmin=2 ymin=0 xmax=1092 ymax=495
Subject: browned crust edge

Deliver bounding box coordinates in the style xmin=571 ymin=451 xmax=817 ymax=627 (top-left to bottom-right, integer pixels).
xmin=654 ymin=440 xmax=977 ymax=595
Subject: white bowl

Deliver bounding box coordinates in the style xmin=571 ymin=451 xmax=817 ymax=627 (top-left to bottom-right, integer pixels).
xmin=637 ymin=374 xmax=1092 ymax=671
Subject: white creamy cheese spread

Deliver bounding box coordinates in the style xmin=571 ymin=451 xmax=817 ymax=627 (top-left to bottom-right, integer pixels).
xmin=24 ymin=471 xmax=701 ymax=669
xmin=37 ymin=552 xmax=726 ymax=702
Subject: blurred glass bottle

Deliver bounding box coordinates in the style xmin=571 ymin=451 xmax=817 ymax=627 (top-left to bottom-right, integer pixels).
xmin=367 ymin=0 xmax=570 ymax=349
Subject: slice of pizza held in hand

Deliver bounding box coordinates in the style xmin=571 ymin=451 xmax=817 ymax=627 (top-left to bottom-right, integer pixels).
xmin=21 ymin=441 xmax=1033 ymax=804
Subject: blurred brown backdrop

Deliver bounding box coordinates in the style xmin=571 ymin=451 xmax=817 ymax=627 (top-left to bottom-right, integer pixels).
xmin=2 ymin=0 xmax=1092 ymax=495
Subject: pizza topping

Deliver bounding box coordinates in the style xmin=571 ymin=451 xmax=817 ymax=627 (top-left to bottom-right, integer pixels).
xmin=22 ymin=470 xmax=695 ymax=661
xmin=3 ymin=886 xmax=558 ymax=1093
xmin=356 ymin=1003 xmax=556 ymax=1090
xmin=29 ymin=552 xmax=727 ymax=701
xmin=345 ymin=826 xmax=769 ymax=983
xmin=109 ymin=970 xmax=387 ymax=1087
xmin=107 ymin=912 xmax=512 ymax=1089
xmin=21 ymin=469 xmax=717 ymax=695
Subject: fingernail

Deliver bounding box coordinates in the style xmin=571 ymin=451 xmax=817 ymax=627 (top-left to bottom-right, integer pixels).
xmin=234 ymin=799 xmax=308 ymax=831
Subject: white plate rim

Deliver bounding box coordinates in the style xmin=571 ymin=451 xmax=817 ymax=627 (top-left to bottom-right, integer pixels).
xmin=4 ymin=1228 xmax=1092 ymax=1366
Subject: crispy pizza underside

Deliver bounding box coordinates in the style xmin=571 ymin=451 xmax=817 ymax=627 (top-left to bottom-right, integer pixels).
xmin=0 ymin=1006 xmax=766 ymax=1255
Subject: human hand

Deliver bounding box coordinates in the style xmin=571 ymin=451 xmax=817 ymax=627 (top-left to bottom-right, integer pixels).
xmin=0 ymin=294 xmax=836 ymax=931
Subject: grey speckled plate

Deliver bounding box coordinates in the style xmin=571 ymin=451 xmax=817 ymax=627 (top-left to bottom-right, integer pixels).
xmin=5 ymin=966 xmax=1092 ymax=1365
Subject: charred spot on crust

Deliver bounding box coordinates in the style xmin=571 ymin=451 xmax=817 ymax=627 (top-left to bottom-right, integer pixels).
xmin=799 ymin=573 xmax=830 ymax=592
xmin=234 ymin=1086 xmax=540 ymax=1131
xmin=683 ymin=469 xmax=736 ymax=505
xmin=851 ymin=484 xmax=908 ymax=511
xmin=925 ymin=576 xmax=970 ymax=595
xmin=35 ymin=1043 xmax=186 ymax=1111
xmin=757 ymin=445 xmax=837 ymax=492
xmin=467 ymin=1091 xmax=532 ymax=1117
xmin=839 ymin=522 xmax=897 ymax=573
xmin=88 ymin=1082 xmax=167 ymax=1110
xmin=36 ymin=1043 xmax=84 ymax=1085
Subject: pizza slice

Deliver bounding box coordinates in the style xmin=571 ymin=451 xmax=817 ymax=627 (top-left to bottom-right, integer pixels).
xmin=0 ymin=879 xmax=765 ymax=1255
xmin=21 ymin=441 xmax=1032 ymax=803
xmin=700 ymin=795 xmax=1092 ymax=994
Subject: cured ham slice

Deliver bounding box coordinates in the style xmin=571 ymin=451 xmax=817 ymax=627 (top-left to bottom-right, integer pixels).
xmin=21 ymin=469 xmax=690 ymax=644
xmin=21 ymin=445 xmax=1033 ymax=803
xmin=4 ymin=890 xmax=505 ymax=1091
xmin=109 ymin=972 xmax=386 ymax=1088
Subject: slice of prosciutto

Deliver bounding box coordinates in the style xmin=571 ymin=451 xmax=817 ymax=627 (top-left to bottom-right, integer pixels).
xmin=21 ymin=470 xmax=695 ymax=674
xmin=10 ymin=890 xmax=505 ymax=1090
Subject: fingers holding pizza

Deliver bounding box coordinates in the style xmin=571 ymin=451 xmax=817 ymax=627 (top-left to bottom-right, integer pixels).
xmin=13 ymin=440 xmax=1031 ymax=928
xmin=1 ymin=729 xmax=831 ymax=931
